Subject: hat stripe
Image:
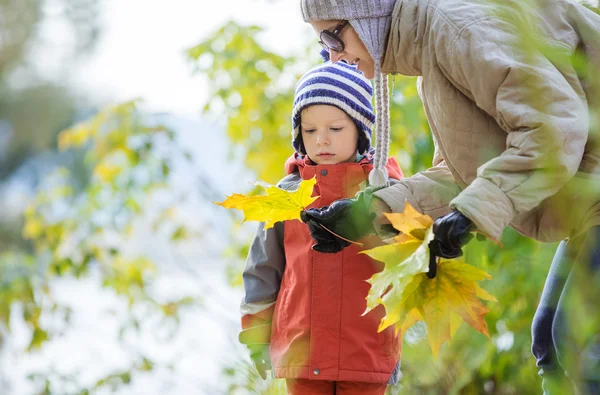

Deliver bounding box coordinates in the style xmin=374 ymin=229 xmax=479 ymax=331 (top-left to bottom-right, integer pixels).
xmin=296 ymin=75 xmax=372 ymax=104
xmin=298 ymin=65 xmax=373 ymax=97
xmin=294 ymin=78 xmax=373 ymax=112
xmin=293 ymin=88 xmax=375 ymax=127
xmin=293 ymin=84 xmax=374 ymax=119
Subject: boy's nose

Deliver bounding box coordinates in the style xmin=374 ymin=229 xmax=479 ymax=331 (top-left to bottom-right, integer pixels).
xmin=316 ymin=135 xmax=330 ymax=145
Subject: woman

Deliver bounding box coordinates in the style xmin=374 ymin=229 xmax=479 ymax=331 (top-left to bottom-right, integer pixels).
xmin=299 ymin=0 xmax=600 ymax=393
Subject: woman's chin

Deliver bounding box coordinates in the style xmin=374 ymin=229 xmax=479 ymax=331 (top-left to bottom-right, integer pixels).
xmin=362 ymin=67 xmax=375 ymax=79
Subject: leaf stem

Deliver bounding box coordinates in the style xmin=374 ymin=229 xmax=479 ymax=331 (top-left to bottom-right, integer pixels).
xmin=318 ymin=223 xmax=364 ymax=247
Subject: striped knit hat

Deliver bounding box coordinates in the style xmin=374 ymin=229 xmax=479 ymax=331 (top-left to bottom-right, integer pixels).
xmin=300 ymin=0 xmax=396 ymax=187
xmin=292 ymin=56 xmax=375 ymax=155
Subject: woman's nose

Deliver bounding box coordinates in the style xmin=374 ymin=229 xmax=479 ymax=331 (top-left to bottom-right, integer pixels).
xmin=329 ymin=50 xmax=345 ymax=63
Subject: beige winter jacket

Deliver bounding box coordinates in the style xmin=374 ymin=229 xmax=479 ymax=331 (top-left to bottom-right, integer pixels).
xmin=374 ymin=0 xmax=600 ymax=242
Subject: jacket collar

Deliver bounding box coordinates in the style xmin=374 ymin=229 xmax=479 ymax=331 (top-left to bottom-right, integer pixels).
xmin=284 ymin=152 xmax=403 ymax=185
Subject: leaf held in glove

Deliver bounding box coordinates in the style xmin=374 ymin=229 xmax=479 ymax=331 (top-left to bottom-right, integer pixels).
xmin=214 ymin=177 xmax=318 ymax=229
xmin=400 ymin=260 xmax=496 ymax=358
xmin=360 ymin=203 xmax=495 ymax=358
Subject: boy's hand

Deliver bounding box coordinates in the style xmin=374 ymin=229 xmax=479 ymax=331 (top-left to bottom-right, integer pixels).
xmin=239 ymin=323 xmax=272 ymax=380
xmin=302 ymin=208 xmax=352 ymax=253
xmin=300 ymin=187 xmax=384 ymax=253
xmin=246 ymin=344 xmax=271 ymax=380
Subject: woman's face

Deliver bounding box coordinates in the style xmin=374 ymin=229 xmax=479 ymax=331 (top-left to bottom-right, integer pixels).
xmin=300 ymin=105 xmax=359 ymax=165
xmin=310 ymin=20 xmax=375 ymax=79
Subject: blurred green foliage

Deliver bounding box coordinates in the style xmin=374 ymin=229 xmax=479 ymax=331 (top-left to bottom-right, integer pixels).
xmin=0 ymin=1 xmax=203 ymax=391
xmin=2 ymin=100 xmax=198 ymax=393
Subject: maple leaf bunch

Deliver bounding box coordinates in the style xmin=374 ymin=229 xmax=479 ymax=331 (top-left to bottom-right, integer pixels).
xmin=360 ymin=204 xmax=497 ymax=357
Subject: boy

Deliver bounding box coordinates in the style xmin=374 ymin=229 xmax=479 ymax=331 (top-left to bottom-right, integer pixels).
xmin=238 ymin=55 xmax=404 ymax=395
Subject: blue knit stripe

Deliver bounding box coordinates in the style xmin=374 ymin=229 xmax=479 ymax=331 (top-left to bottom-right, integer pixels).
xmin=297 ymin=66 xmax=372 ymax=97
xmin=329 ymin=62 xmax=374 ymax=93
xmin=298 ymin=65 xmax=373 ymax=96
xmin=294 ymin=76 xmax=373 ymax=112
xmin=294 ymin=79 xmax=373 ymax=112
xmin=293 ymin=88 xmax=374 ymax=123
xmin=292 ymin=89 xmax=375 ymax=127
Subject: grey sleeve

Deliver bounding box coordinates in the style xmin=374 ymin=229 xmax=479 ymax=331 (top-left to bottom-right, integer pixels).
xmin=241 ymin=213 xmax=286 ymax=309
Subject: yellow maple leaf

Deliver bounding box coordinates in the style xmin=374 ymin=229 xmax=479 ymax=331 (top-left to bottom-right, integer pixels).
xmin=361 ymin=203 xmax=496 ymax=357
xmin=400 ymin=261 xmax=496 ymax=357
xmin=384 ymin=203 xmax=433 ymax=241
xmin=214 ymin=177 xmax=318 ymax=229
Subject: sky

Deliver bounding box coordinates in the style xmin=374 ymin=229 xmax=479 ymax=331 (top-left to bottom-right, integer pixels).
xmin=70 ymin=0 xmax=313 ymax=117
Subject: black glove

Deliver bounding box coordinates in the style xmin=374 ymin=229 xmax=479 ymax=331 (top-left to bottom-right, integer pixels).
xmin=428 ymin=210 xmax=475 ymax=278
xmin=239 ymin=323 xmax=272 ymax=380
xmin=300 ymin=187 xmax=380 ymax=254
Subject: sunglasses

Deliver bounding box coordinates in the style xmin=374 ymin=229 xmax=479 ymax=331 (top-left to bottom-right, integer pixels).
xmin=318 ymin=20 xmax=349 ymax=53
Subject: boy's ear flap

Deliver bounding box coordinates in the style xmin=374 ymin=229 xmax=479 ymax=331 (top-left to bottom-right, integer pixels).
xmin=296 ymin=133 xmax=306 ymax=155
xmin=357 ymin=127 xmax=370 ymax=155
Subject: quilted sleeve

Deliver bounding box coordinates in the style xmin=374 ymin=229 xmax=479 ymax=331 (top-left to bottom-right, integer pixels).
xmin=436 ymin=17 xmax=588 ymax=240
xmin=374 ymin=158 xmax=462 ymax=221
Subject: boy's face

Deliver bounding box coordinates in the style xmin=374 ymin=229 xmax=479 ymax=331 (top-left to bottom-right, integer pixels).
xmin=310 ymin=20 xmax=375 ymax=79
xmin=300 ymin=105 xmax=359 ymax=165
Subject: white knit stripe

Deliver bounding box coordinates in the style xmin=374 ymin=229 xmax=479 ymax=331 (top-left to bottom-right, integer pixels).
xmin=293 ymin=83 xmax=374 ymax=115
xmin=329 ymin=62 xmax=373 ymax=88
xmin=292 ymin=96 xmax=375 ymax=135
xmin=296 ymin=69 xmax=372 ymax=100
